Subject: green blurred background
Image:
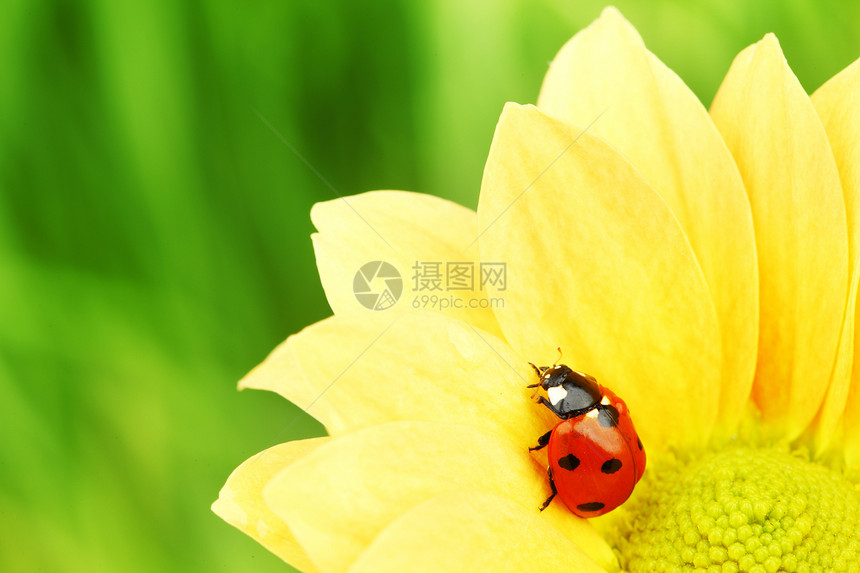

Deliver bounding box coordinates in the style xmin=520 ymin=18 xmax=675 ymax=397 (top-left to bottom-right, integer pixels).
xmin=1 ymin=0 xmax=858 ymax=571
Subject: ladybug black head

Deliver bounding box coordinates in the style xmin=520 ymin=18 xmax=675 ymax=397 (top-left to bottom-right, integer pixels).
xmin=529 ymin=363 xmax=602 ymax=418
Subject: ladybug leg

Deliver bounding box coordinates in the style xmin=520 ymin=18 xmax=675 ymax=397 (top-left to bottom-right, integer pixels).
xmin=529 ymin=430 xmax=552 ymax=452
xmin=527 ymin=362 xmax=545 ymax=388
xmin=538 ymin=396 xmax=564 ymax=418
xmin=539 ymin=466 xmax=557 ymax=511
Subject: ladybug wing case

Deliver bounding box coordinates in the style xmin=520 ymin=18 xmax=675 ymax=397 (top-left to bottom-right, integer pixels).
xmin=547 ymin=389 xmax=645 ymax=518
xmin=609 ymin=390 xmax=646 ymax=484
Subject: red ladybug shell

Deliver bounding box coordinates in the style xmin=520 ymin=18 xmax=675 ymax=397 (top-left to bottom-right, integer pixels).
xmin=547 ymin=388 xmax=645 ymax=517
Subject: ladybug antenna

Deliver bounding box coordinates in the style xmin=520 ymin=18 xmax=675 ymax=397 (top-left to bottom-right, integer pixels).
xmin=553 ymin=347 xmax=563 ymax=367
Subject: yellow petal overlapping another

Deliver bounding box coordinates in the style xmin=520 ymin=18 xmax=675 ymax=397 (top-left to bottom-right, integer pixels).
xmin=811 ymin=59 xmax=860 ymax=462
xmin=347 ymin=492 xmax=605 ymax=573
xmin=212 ymin=438 xmax=328 ymax=573
xmin=215 ymin=7 xmax=860 ymax=572
xmin=264 ymin=422 xmax=613 ymax=572
xmin=710 ymin=34 xmax=849 ymax=442
xmin=478 ymin=103 xmax=722 ymax=451
xmin=537 ymin=8 xmax=758 ymax=433
xmin=311 ymin=191 xmax=503 ymax=337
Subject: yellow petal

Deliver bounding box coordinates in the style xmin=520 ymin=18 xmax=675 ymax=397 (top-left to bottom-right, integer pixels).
xmin=264 ymin=421 xmax=616 ymax=573
xmin=347 ymin=491 xmax=607 ymax=573
xmin=812 ymin=58 xmax=860 ymax=261
xmin=845 ymin=354 xmax=860 ymax=468
xmin=311 ymin=191 xmax=502 ymax=337
xmin=212 ymin=438 xmax=328 ymax=572
xmin=710 ymin=35 xmax=849 ymax=440
xmin=538 ymin=7 xmax=758 ymax=432
xmin=238 ymin=319 xmax=343 ymax=429
xmin=810 ymin=262 xmax=859 ymax=456
xmin=241 ymin=311 xmax=554 ymax=444
xmin=812 ymin=58 xmax=860 ymax=463
xmin=478 ymin=103 xmax=722 ymax=450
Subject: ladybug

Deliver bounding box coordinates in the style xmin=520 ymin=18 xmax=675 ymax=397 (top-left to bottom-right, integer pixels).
xmin=527 ymin=358 xmax=645 ymax=517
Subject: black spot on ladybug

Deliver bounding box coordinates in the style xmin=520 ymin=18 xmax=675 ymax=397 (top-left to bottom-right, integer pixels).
xmin=597 ymin=404 xmax=619 ymax=427
xmin=601 ymin=458 xmax=622 ymax=474
xmin=557 ymin=454 xmax=581 ymax=471
xmin=637 ymin=436 xmax=643 ymax=450
xmin=576 ymin=502 xmax=605 ymax=512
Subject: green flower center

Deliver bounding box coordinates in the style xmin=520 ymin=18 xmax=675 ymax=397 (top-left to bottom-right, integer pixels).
xmin=612 ymin=447 xmax=860 ymax=572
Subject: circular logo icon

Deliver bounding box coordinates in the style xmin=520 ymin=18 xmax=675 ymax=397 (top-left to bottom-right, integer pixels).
xmin=353 ymin=261 xmax=403 ymax=310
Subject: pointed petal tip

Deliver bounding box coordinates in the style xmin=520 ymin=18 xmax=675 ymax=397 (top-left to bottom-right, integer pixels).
xmin=210 ymin=495 xmax=244 ymax=528
xmin=500 ymin=101 xmax=526 ymax=116
xmin=495 ymin=103 xmax=538 ymax=139
xmin=727 ymin=33 xmax=785 ymax=75
xmin=600 ymin=5 xmax=622 ymax=17
xmin=755 ymin=33 xmax=786 ymax=61
xmin=210 ymin=497 xmax=225 ymax=518
xmin=309 ymin=200 xmax=327 ymax=230
xmin=237 ymin=368 xmax=259 ymax=390
xmin=551 ymin=7 xmax=642 ymax=67
xmin=761 ymin=32 xmax=780 ymax=45
xmin=598 ymin=5 xmax=634 ymax=29
xmin=237 ymin=362 xmax=264 ymax=391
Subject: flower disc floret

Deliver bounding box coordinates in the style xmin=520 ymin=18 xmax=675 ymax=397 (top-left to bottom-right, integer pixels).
xmin=615 ymin=448 xmax=860 ymax=572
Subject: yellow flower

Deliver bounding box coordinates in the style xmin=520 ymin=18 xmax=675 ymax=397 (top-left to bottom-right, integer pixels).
xmin=213 ymin=7 xmax=860 ymax=572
